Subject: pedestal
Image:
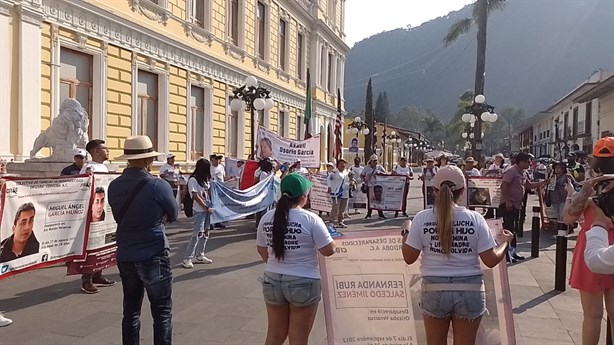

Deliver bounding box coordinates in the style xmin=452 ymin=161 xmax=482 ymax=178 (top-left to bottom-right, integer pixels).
xmin=6 ymin=161 xmax=119 ymax=177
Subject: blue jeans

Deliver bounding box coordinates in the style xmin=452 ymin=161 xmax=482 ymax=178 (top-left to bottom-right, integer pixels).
xmin=184 ymin=211 xmax=210 ymax=259
xmin=117 ymin=249 xmax=173 ymax=345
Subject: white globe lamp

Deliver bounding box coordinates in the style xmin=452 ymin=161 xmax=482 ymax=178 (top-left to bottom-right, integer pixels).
xmin=230 ymin=98 xmax=243 ymax=112
xmin=245 ymin=76 xmax=258 ymax=88
xmin=253 ymin=98 xmax=266 ymax=110
xmin=481 ymin=111 xmax=491 ymax=122
xmin=490 ymin=113 xmax=498 ymax=122
xmin=362 ymin=128 xmax=370 ymax=135
xmin=354 ymin=116 xmax=361 ymax=123
xmin=461 ymin=113 xmax=471 ymax=123
xmin=462 ymin=133 xmax=467 ymax=139
xmin=264 ymin=97 xmax=274 ymax=110
xmin=475 ymin=94 xmax=485 ymax=104
xmin=351 ymin=127 xmax=359 ymax=134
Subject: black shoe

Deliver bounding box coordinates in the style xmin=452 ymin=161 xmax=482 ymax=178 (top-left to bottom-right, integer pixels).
xmin=402 ymin=213 xmax=409 ymax=217
xmin=378 ymin=214 xmax=386 ymax=219
xmin=512 ymin=253 xmax=525 ymax=260
xmin=394 ymin=212 xmax=399 ymax=218
xmin=364 ymin=214 xmax=372 ymax=219
xmin=214 ymin=223 xmax=226 ymax=229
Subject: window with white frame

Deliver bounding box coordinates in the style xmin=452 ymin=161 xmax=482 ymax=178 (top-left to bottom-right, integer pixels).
xmin=279 ymin=111 xmax=286 ymax=137
xmin=256 ymin=1 xmax=266 ymax=59
xmin=279 ymin=19 xmax=288 ymax=71
xmin=227 ymin=96 xmax=239 ymax=157
xmin=137 ymin=70 xmax=159 ymax=149
xmin=327 ymin=52 xmax=334 ymax=92
xmin=327 ymin=0 xmax=336 ymax=25
xmin=320 ymin=45 xmax=327 ymax=86
xmin=229 ymin=0 xmax=239 ymax=45
xmin=190 ymin=0 xmax=207 ymax=28
xmin=296 ymin=114 xmax=303 ymax=140
xmin=297 ymin=32 xmax=304 ymax=80
xmin=60 ymin=47 xmax=93 ymax=139
xmin=190 ymin=85 xmax=206 ymax=160
xmin=258 ymin=109 xmax=265 ymax=128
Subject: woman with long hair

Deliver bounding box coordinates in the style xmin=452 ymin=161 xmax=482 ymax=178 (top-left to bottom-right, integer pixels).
xmin=402 ymin=165 xmax=513 ymax=345
xmin=256 ymin=173 xmax=336 ymax=345
xmin=436 ymin=155 xmax=448 ymax=168
xmin=182 ymin=158 xmax=214 ymax=268
xmin=566 ymin=137 xmax=614 ymax=344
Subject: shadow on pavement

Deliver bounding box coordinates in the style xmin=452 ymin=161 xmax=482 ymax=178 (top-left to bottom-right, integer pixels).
xmin=512 ymin=290 xmax=562 ymax=314
xmin=172 ymin=260 xmax=262 ymax=284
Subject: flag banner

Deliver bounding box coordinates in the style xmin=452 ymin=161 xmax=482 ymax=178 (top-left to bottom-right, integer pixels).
xmin=0 ymin=176 xmax=92 ymax=279
xmin=467 ymin=177 xmax=502 ymax=208
xmin=210 ymin=175 xmax=276 ymax=223
xmin=367 ymin=175 xmax=407 ymax=211
xmin=308 ymin=173 xmax=333 ymax=213
xmin=66 ymin=173 xmax=120 ymax=275
xmin=257 ymin=126 xmax=321 ymax=168
xmin=320 ymin=221 xmax=516 ymax=345
xmin=239 ymin=160 xmax=259 ymax=190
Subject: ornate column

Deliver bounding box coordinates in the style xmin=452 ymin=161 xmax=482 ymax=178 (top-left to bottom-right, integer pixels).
xmin=16 ymin=4 xmax=43 ymax=161
xmin=0 ymin=1 xmax=13 ymax=159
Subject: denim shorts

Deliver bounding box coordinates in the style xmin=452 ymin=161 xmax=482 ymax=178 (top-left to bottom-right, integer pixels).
xmin=260 ymin=272 xmax=321 ymax=307
xmin=420 ymin=275 xmax=486 ymax=320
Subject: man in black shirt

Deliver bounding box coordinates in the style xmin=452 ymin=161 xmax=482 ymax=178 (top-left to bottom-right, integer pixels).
xmin=60 ymin=149 xmax=87 ymax=176
xmin=0 ymin=203 xmax=40 ymax=262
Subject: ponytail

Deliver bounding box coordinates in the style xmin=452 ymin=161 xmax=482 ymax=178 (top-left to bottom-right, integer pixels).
xmin=434 ymin=183 xmax=463 ymax=255
xmin=272 ymin=193 xmax=302 ymax=260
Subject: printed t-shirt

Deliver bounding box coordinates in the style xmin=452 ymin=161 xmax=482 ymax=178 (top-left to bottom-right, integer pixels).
xmin=80 ymin=162 xmax=108 ymax=174
xmin=422 ymin=166 xmax=437 ymax=187
xmin=406 ymin=207 xmax=497 ymax=277
xmin=394 ymin=166 xmax=413 ymax=182
xmin=500 ymin=166 xmax=526 ymax=209
xmin=210 ymin=164 xmax=225 ymax=182
xmin=187 ymin=177 xmax=210 ymax=213
xmin=256 ymin=208 xmax=333 ymax=279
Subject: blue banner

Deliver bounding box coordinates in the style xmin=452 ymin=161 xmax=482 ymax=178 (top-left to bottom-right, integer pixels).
xmin=210 ymin=175 xmax=276 ymax=223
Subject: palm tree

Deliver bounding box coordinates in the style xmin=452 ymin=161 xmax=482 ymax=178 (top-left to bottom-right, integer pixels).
xmin=444 ymin=0 xmax=506 ymax=160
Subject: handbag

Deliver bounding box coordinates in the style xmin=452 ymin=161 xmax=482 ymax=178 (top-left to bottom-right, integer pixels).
xmin=544 ymin=190 xmax=552 ymax=207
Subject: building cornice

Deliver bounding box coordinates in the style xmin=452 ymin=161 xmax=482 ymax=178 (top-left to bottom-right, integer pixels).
xmin=17 ymin=2 xmax=44 ymax=26
xmin=39 ymin=0 xmax=326 ymax=114
xmin=0 ymin=0 xmax=14 ymax=16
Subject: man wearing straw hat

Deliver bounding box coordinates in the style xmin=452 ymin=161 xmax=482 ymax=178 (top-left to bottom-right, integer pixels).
xmin=108 ymin=135 xmax=178 ymax=345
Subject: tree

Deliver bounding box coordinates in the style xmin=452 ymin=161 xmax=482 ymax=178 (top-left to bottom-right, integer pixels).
xmin=444 ymin=0 xmax=506 ymax=160
xmin=374 ymin=91 xmax=391 ymax=123
xmin=422 ymin=115 xmax=445 ymax=143
xmin=446 ymin=90 xmax=475 ymax=152
xmin=364 ymin=78 xmax=374 ymax=158
xmin=482 ymin=106 xmax=526 ymax=155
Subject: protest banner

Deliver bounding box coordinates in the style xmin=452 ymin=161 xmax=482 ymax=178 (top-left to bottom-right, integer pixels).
xmin=467 ymin=177 xmax=502 ymax=208
xmin=0 ymin=176 xmax=92 ymax=279
xmin=66 ymin=173 xmax=119 ymax=275
xmin=309 ymin=173 xmax=332 ymax=213
xmin=239 ymin=160 xmax=259 ymax=190
xmin=367 ymin=175 xmax=407 ymax=212
xmin=350 ymin=188 xmax=367 ymax=210
xmin=320 ymin=220 xmax=516 ymax=345
xmin=257 ymin=126 xmax=320 ymax=168
xmin=210 ymin=175 xmax=276 ymax=223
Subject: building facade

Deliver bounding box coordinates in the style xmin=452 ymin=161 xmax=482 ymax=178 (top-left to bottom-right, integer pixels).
xmin=0 ymin=0 xmax=348 ymax=162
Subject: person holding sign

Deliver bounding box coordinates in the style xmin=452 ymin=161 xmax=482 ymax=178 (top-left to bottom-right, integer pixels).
xmin=256 ymin=173 xmax=336 ymax=345
xmin=393 ymin=157 xmax=413 ymax=218
xmin=328 ymin=159 xmax=350 ymax=228
xmin=402 ymin=165 xmax=513 ymax=345
xmin=360 ymin=155 xmax=386 ymax=219
xmin=420 ymin=158 xmax=438 ymax=207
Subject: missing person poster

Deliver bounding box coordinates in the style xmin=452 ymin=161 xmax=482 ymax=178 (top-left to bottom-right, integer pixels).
xmin=67 ymin=173 xmax=119 ymax=275
xmin=0 ymin=176 xmax=92 ymax=279
xmin=309 ymin=173 xmax=333 ymax=213
xmin=467 ymin=177 xmax=502 ymax=208
xmin=210 ymin=175 xmax=276 ymax=223
xmin=320 ymin=221 xmax=516 ymax=345
xmin=257 ymin=126 xmax=320 ymax=168
xmin=367 ymin=175 xmax=407 ymax=211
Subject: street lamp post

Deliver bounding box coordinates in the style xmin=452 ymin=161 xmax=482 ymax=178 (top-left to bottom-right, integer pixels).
xmin=385 ymin=130 xmax=402 ymax=168
xmin=229 ymin=76 xmax=274 ymax=158
xmin=461 ymin=94 xmax=497 ymax=164
xmin=347 ymin=116 xmax=370 ymax=159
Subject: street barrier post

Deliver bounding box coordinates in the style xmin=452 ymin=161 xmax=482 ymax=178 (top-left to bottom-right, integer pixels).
xmin=531 ymin=206 xmax=540 ymax=258
xmin=554 ymin=223 xmax=568 ymax=292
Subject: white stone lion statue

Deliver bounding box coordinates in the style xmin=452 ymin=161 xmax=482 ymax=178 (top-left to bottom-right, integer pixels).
xmin=29 ymin=98 xmax=89 ymax=162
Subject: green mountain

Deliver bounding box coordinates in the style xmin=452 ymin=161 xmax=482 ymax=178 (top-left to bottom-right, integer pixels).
xmin=343 ymin=0 xmax=614 ymax=119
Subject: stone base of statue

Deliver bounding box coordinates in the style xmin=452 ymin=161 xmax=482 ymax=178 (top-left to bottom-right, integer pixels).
xmin=6 ymin=161 xmax=119 ymax=177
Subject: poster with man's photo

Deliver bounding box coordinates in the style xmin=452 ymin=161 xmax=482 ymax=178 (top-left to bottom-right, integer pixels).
xmin=0 ymin=176 xmax=92 ymax=279
xmin=67 ymin=173 xmax=120 ymax=275
xmin=257 ymin=126 xmax=321 ymax=168
xmin=467 ymin=177 xmax=502 ymax=208
xmin=309 ymin=173 xmax=333 ymax=213
xmin=367 ymin=175 xmax=407 ymax=211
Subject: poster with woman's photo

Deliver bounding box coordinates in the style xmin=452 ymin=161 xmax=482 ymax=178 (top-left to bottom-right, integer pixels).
xmin=0 ymin=176 xmax=92 ymax=279
xmin=368 ymin=175 xmax=407 ymax=211
xmin=257 ymin=126 xmax=321 ymax=168
xmin=467 ymin=177 xmax=502 ymax=208
xmin=67 ymin=173 xmax=120 ymax=275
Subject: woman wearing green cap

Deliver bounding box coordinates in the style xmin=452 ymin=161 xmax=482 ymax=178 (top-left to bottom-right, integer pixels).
xmin=256 ymin=173 xmax=336 ymax=345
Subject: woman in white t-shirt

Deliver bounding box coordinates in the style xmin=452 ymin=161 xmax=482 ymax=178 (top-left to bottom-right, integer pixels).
xmin=256 ymin=173 xmax=336 ymax=345
xmin=401 ymin=165 xmax=513 ymax=344
xmin=182 ymin=158 xmax=215 ymax=268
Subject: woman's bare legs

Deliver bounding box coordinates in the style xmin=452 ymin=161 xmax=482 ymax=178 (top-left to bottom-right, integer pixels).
xmin=423 ymin=315 xmax=451 ymax=345
xmin=452 ymin=316 xmax=482 ymax=345
xmin=264 ymin=304 xmax=290 ymax=345
xmin=287 ymin=303 xmax=319 ymax=345
xmin=580 ymin=290 xmax=604 ymax=345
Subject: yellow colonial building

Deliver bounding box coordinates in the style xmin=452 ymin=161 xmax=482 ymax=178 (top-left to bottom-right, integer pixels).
xmin=0 ymin=0 xmax=348 ymax=162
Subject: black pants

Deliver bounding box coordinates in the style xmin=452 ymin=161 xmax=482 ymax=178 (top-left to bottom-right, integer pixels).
xmin=498 ymin=206 xmax=520 ymax=248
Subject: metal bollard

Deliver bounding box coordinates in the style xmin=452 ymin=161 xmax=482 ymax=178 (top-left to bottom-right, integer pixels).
xmin=608 ymin=316 xmax=613 ymax=345
xmin=517 ymin=214 xmax=524 ymax=238
xmin=531 ymin=206 xmax=540 ymax=258
xmin=554 ymin=223 xmax=568 ymax=292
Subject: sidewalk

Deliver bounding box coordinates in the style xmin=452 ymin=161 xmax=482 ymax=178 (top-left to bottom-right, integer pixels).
xmin=0 ymin=190 xmax=606 ymax=344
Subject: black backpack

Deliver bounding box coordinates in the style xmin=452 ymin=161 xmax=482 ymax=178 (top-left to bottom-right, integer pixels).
xmin=182 ymin=177 xmax=194 ymax=218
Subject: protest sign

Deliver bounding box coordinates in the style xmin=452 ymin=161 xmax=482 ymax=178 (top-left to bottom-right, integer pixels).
xmin=309 ymin=173 xmax=332 ymax=213
xmin=257 ymin=126 xmax=320 ymax=168
xmin=467 ymin=177 xmax=502 ymax=208
xmin=367 ymin=175 xmax=407 ymax=211
xmin=320 ymin=220 xmax=515 ymax=345
xmin=0 ymin=176 xmax=92 ymax=279
xmin=210 ymin=175 xmax=276 ymax=223
xmin=66 ymin=173 xmax=119 ymax=275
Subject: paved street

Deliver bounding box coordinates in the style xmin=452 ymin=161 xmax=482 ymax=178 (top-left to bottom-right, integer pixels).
xmin=0 ymin=184 xmax=606 ymax=344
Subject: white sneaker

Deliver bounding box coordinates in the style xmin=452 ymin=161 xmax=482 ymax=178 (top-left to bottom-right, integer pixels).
xmin=0 ymin=313 xmax=12 ymax=327
xmin=195 ymin=256 xmax=213 ymax=264
xmin=182 ymin=259 xmax=194 ymax=269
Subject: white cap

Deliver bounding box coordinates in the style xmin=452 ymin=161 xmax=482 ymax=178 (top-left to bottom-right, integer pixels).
xmin=74 ymin=149 xmax=87 ymax=158
xmin=433 ymin=165 xmax=466 ymax=191
xmin=166 ymin=153 xmax=176 ymax=160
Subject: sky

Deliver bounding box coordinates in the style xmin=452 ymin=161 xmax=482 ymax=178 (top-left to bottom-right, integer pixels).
xmin=345 ymin=0 xmax=475 ymax=47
